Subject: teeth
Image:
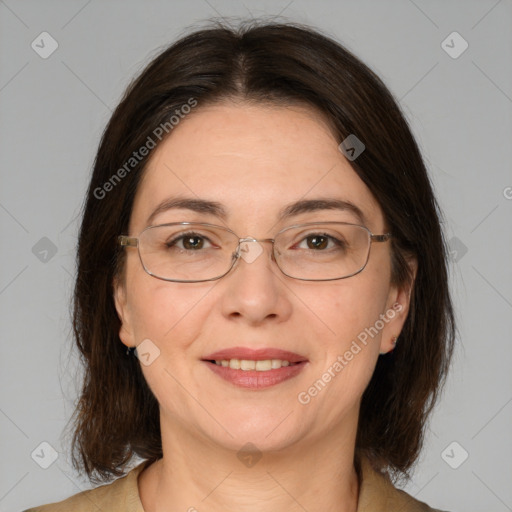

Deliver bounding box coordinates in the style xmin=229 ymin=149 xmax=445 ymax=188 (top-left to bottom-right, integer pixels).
xmin=240 ymin=359 xmax=255 ymax=370
xmin=214 ymin=359 xmax=294 ymax=371
xmin=229 ymin=359 xmax=241 ymax=370
xmin=256 ymin=360 xmax=271 ymax=371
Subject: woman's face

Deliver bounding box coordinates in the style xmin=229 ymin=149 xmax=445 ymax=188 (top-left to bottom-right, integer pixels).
xmin=114 ymin=102 xmax=412 ymax=453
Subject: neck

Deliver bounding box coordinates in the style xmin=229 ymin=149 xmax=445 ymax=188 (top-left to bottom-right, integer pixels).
xmin=139 ymin=415 xmax=360 ymax=512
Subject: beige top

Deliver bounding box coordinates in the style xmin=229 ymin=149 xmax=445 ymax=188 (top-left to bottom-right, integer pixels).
xmin=24 ymin=457 xmax=446 ymax=512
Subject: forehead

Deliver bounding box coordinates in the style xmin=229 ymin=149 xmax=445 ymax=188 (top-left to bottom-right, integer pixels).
xmin=130 ymin=102 xmax=384 ymax=233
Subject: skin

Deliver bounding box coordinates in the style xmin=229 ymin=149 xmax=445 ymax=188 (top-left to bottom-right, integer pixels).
xmin=114 ymin=101 xmax=416 ymax=512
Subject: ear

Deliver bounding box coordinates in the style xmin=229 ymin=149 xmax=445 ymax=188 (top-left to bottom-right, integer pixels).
xmin=113 ymin=275 xmax=136 ymax=349
xmin=379 ymin=257 xmax=417 ymax=354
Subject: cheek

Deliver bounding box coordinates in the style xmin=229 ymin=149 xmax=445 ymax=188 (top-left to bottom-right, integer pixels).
xmin=298 ymin=278 xmax=390 ymax=421
xmin=126 ymin=264 xmax=213 ymax=352
xmin=127 ymin=279 xmax=213 ymax=412
xmin=306 ymin=273 xmax=391 ymax=349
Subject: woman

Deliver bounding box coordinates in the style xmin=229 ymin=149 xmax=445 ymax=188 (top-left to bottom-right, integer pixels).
xmin=25 ymin=20 xmax=454 ymax=512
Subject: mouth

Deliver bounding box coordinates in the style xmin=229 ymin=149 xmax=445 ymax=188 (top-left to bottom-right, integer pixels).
xmin=210 ymin=358 xmax=300 ymax=370
xmin=202 ymin=347 xmax=308 ymax=389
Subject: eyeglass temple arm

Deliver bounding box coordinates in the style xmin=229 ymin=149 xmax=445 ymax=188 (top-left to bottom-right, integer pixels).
xmin=118 ymin=235 xmax=138 ymax=247
xmin=371 ymin=233 xmax=392 ymax=243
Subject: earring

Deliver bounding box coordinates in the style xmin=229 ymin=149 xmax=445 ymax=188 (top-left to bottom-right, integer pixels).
xmin=379 ymin=335 xmax=398 ymax=355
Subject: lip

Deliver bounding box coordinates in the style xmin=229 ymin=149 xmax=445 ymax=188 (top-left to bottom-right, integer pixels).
xmin=205 ymin=362 xmax=307 ymax=389
xmin=203 ymin=346 xmax=307 ymax=364
xmin=202 ymin=346 xmax=309 ymax=390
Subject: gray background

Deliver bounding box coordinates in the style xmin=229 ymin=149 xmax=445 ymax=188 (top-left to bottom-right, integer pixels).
xmin=1 ymin=1 xmax=511 ymax=511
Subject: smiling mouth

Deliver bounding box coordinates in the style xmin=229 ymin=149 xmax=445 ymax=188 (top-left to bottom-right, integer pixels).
xmin=201 ymin=347 xmax=308 ymax=388
xmin=206 ymin=358 xmax=300 ymax=371
xmin=202 ymin=358 xmax=308 ymax=389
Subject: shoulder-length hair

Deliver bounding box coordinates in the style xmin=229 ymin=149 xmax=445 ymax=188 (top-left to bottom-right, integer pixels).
xmin=68 ymin=20 xmax=455 ymax=485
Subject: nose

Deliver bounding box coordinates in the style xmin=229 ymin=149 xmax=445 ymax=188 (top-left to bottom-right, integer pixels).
xmin=235 ymin=238 xmax=276 ymax=266
xmin=220 ymin=238 xmax=292 ymax=326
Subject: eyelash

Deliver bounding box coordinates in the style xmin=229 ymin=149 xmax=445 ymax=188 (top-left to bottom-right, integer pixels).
xmin=166 ymin=232 xmax=216 ymax=249
xmin=165 ymin=231 xmax=346 ymax=251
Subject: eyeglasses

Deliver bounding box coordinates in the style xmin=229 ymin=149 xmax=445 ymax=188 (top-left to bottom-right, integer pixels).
xmin=118 ymin=222 xmax=392 ymax=283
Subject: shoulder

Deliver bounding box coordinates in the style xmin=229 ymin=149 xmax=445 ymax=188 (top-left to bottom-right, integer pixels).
xmin=358 ymin=456 xmax=450 ymax=512
xmin=22 ymin=461 xmax=150 ymax=512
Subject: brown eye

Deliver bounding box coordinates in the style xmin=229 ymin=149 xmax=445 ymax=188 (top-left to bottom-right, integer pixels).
xmin=306 ymin=235 xmax=329 ymax=250
xmin=182 ymin=235 xmax=204 ymax=250
xmin=166 ymin=232 xmax=211 ymax=250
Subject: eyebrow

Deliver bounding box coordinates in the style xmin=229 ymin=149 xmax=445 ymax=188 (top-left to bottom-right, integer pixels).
xmin=278 ymin=198 xmax=367 ymax=225
xmin=146 ymin=196 xmax=367 ymax=226
xmin=147 ymin=197 xmax=228 ymax=225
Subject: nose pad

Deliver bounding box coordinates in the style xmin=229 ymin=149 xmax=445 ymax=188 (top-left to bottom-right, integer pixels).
xmin=238 ymin=239 xmax=264 ymax=264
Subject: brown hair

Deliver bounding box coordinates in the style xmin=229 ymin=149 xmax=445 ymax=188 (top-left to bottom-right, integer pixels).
xmin=67 ymin=19 xmax=455 ymax=485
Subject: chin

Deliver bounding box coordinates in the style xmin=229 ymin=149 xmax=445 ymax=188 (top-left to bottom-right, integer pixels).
xmin=201 ymin=406 xmax=307 ymax=453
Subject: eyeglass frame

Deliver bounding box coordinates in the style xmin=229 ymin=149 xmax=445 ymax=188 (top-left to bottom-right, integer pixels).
xmin=118 ymin=221 xmax=392 ymax=283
